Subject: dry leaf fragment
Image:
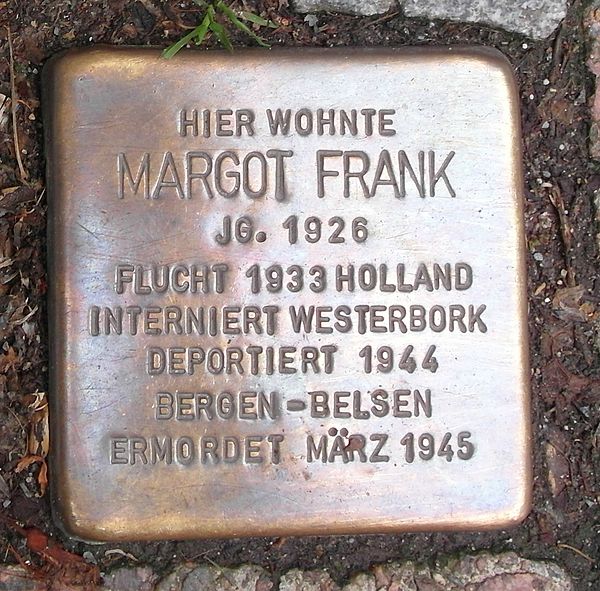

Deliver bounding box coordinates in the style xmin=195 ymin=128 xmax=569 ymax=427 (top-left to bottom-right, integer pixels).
xmin=15 ymin=455 xmax=48 ymax=496
xmin=552 ymin=285 xmax=591 ymax=321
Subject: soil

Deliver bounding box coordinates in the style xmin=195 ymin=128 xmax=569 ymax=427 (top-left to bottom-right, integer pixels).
xmin=0 ymin=0 xmax=599 ymax=589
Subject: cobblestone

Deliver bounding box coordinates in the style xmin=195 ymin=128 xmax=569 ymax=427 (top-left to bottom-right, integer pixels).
xmin=292 ymin=0 xmax=567 ymax=38
xmin=0 ymin=552 xmax=574 ymax=590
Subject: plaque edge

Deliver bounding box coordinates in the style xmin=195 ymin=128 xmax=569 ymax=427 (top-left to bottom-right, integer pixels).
xmin=43 ymin=44 xmax=533 ymax=542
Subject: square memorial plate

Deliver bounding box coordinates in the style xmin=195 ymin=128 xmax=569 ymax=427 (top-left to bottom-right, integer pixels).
xmin=44 ymin=47 xmax=531 ymax=541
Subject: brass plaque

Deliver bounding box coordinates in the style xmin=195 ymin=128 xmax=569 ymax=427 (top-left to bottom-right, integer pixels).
xmin=44 ymin=47 xmax=531 ymax=541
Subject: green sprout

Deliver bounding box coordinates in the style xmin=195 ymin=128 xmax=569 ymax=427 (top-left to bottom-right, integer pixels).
xmin=162 ymin=1 xmax=277 ymax=58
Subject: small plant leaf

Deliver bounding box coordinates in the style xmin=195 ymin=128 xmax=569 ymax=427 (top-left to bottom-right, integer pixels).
xmin=162 ymin=1 xmax=274 ymax=57
xmin=162 ymin=29 xmax=197 ymax=59
xmin=240 ymin=11 xmax=278 ymax=28
xmin=162 ymin=12 xmax=211 ymax=59
xmin=193 ymin=13 xmax=212 ymax=45
xmin=209 ymin=19 xmax=233 ymax=52
xmin=217 ymin=1 xmax=270 ymax=47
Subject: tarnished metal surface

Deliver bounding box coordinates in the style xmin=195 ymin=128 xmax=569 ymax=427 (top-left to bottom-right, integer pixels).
xmin=43 ymin=47 xmax=531 ymax=541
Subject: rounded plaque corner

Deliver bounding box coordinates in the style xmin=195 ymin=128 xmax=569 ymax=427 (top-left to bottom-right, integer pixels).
xmin=56 ymin=516 xmax=113 ymax=544
xmin=43 ymin=45 xmax=125 ymax=87
xmin=497 ymin=484 xmax=533 ymax=529
xmin=463 ymin=46 xmax=514 ymax=72
xmin=456 ymin=46 xmax=519 ymax=99
xmin=42 ymin=47 xmax=88 ymax=82
xmin=50 ymin=492 xmax=107 ymax=543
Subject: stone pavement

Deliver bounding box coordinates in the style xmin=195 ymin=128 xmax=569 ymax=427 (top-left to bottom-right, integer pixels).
xmin=0 ymin=553 xmax=573 ymax=590
xmin=292 ymin=0 xmax=568 ymax=39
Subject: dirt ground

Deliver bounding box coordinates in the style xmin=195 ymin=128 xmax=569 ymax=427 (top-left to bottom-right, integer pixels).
xmin=0 ymin=0 xmax=599 ymax=589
